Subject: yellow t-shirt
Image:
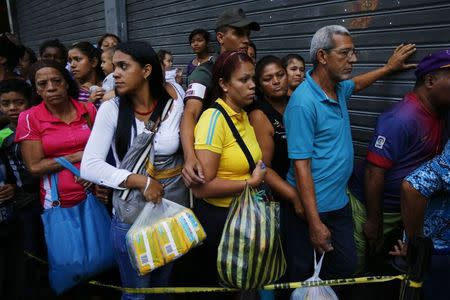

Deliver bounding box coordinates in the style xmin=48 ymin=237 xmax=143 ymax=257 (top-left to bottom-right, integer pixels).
xmin=194 ymin=98 xmax=262 ymax=207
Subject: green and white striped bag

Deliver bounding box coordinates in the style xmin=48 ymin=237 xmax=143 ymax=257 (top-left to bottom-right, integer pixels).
xmin=217 ymin=185 xmax=286 ymax=289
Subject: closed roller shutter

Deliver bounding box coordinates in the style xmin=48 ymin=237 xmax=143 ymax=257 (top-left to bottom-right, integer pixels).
xmin=15 ymin=0 xmax=106 ymax=53
xmin=127 ymin=0 xmax=450 ymax=160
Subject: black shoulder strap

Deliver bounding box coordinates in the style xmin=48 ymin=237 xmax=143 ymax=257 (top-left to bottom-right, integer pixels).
xmin=212 ymin=102 xmax=256 ymax=173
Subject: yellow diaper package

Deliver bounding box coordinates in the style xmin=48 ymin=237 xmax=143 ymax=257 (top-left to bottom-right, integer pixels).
xmin=155 ymin=217 xmax=189 ymax=263
xmin=126 ymin=200 xmax=207 ymax=276
xmin=126 ymin=226 xmax=165 ymax=276
xmin=174 ymin=210 xmax=206 ymax=249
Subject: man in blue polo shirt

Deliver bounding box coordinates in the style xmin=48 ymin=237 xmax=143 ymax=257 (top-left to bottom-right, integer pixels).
xmin=284 ymin=25 xmax=416 ymax=281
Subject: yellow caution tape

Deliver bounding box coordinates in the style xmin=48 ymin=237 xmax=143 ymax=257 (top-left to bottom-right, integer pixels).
xmin=88 ymin=280 xmax=239 ymax=294
xmin=88 ymin=275 xmax=422 ymax=294
xmin=264 ymin=274 xmax=422 ymax=290
xmin=406 ymin=279 xmax=423 ymax=288
xmin=24 ymin=251 xmax=422 ymax=294
xmin=24 ymin=251 xmax=48 ymax=265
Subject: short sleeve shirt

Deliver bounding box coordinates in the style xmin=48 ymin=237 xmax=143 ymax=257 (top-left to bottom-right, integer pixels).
xmin=349 ymin=92 xmax=446 ymax=211
xmin=194 ymin=98 xmax=262 ymax=207
xmin=102 ymin=73 xmax=115 ymax=93
xmin=184 ymin=57 xmax=215 ymax=107
xmin=405 ymin=140 xmax=450 ymax=254
xmin=15 ymin=98 xmax=96 ymax=208
xmin=78 ymin=87 xmax=90 ymax=102
xmin=284 ymin=70 xmax=355 ymax=212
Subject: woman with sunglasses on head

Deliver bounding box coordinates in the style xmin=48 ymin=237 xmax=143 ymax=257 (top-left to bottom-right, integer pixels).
xmin=81 ymin=41 xmax=188 ymax=300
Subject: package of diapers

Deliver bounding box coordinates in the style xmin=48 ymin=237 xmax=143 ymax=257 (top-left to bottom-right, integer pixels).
xmin=126 ymin=199 xmax=206 ymax=275
xmin=174 ymin=210 xmax=206 ymax=249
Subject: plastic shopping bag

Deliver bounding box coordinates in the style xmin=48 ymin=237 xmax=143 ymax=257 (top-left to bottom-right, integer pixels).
xmin=290 ymin=252 xmax=339 ymax=300
xmin=126 ymin=199 xmax=206 ymax=275
xmin=217 ymin=184 xmax=286 ymax=289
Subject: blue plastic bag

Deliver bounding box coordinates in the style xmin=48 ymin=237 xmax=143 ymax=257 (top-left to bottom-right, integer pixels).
xmin=41 ymin=157 xmax=115 ymax=294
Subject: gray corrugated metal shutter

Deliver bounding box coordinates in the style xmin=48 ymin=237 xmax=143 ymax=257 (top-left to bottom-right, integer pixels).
xmin=127 ymin=0 xmax=450 ymax=160
xmin=15 ymin=0 xmax=106 ymax=53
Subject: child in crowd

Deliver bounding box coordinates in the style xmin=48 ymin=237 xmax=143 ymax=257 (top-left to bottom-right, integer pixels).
xmin=158 ymin=49 xmax=183 ymax=85
xmin=68 ymin=41 xmax=104 ymax=105
xmin=0 ymin=79 xmax=42 ymax=299
xmin=100 ymin=47 xmax=116 ymax=101
xmin=186 ymin=28 xmax=211 ymax=79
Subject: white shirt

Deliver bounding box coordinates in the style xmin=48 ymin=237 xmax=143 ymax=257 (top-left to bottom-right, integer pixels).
xmin=80 ymin=95 xmax=184 ymax=189
xmin=165 ymin=69 xmax=177 ymax=84
xmin=102 ymin=73 xmax=115 ymax=92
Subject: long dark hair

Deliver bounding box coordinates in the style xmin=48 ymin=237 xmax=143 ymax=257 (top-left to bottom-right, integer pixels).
xmin=30 ymin=59 xmax=79 ymax=102
xmin=208 ymin=50 xmax=253 ymax=106
xmin=114 ymin=41 xmax=171 ymax=160
xmin=69 ymin=41 xmax=104 ymax=81
xmin=255 ymin=55 xmax=285 ymax=100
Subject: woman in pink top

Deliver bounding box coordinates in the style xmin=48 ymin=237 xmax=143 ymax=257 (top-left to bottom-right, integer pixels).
xmin=15 ymin=60 xmax=97 ymax=208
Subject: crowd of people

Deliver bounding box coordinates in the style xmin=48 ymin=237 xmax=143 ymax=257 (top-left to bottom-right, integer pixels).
xmin=0 ymin=6 xmax=449 ymax=300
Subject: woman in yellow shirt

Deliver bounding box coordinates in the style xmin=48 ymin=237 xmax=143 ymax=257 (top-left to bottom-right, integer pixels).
xmin=190 ymin=51 xmax=266 ymax=297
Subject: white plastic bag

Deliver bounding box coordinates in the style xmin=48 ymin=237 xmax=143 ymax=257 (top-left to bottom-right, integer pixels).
xmin=126 ymin=199 xmax=206 ymax=275
xmin=290 ymin=252 xmax=339 ymax=300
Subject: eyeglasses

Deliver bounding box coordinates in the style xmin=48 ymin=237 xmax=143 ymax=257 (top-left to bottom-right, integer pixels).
xmin=35 ymin=77 xmax=65 ymax=90
xmin=326 ymin=48 xmax=358 ymax=59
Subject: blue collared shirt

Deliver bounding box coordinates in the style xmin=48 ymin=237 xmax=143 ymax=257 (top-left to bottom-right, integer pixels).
xmin=284 ymin=70 xmax=355 ymax=212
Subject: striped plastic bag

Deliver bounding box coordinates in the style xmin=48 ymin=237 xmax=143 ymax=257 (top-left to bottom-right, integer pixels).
xmin=217 ymin=184 xmax=286 ymax=289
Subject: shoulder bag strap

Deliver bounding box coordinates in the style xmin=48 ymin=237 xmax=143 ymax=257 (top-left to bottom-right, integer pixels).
xmin=51 ymin=157 xmax=82 ymax=206
xmin=49 ymin=173 xmax=60 ymax=207
xmin=54 ymin=157 xmax=80 ymax=177
xmin=118 ymin=98 xmax=174 ymax=201
xmin=212 ymin=102 xmax=256 ymax=173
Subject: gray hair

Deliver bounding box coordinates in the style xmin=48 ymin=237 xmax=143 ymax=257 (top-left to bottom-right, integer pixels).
xmin=310 ymin=25 xmax=351 ymax=65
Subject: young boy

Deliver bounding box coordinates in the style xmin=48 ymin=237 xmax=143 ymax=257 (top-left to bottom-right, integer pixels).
xmin=0 ymin=79 xmax=41 ymax=299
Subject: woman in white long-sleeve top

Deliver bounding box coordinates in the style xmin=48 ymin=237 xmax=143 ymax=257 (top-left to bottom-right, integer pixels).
xmin=80 ymin=41 xmax=187 ymax=300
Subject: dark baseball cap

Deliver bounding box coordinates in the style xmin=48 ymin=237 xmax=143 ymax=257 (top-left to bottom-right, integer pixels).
xmin=215 ymin=8 xmax=260 ymax=31
xmin=415 ymin=49 xmax=450 ymax=78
